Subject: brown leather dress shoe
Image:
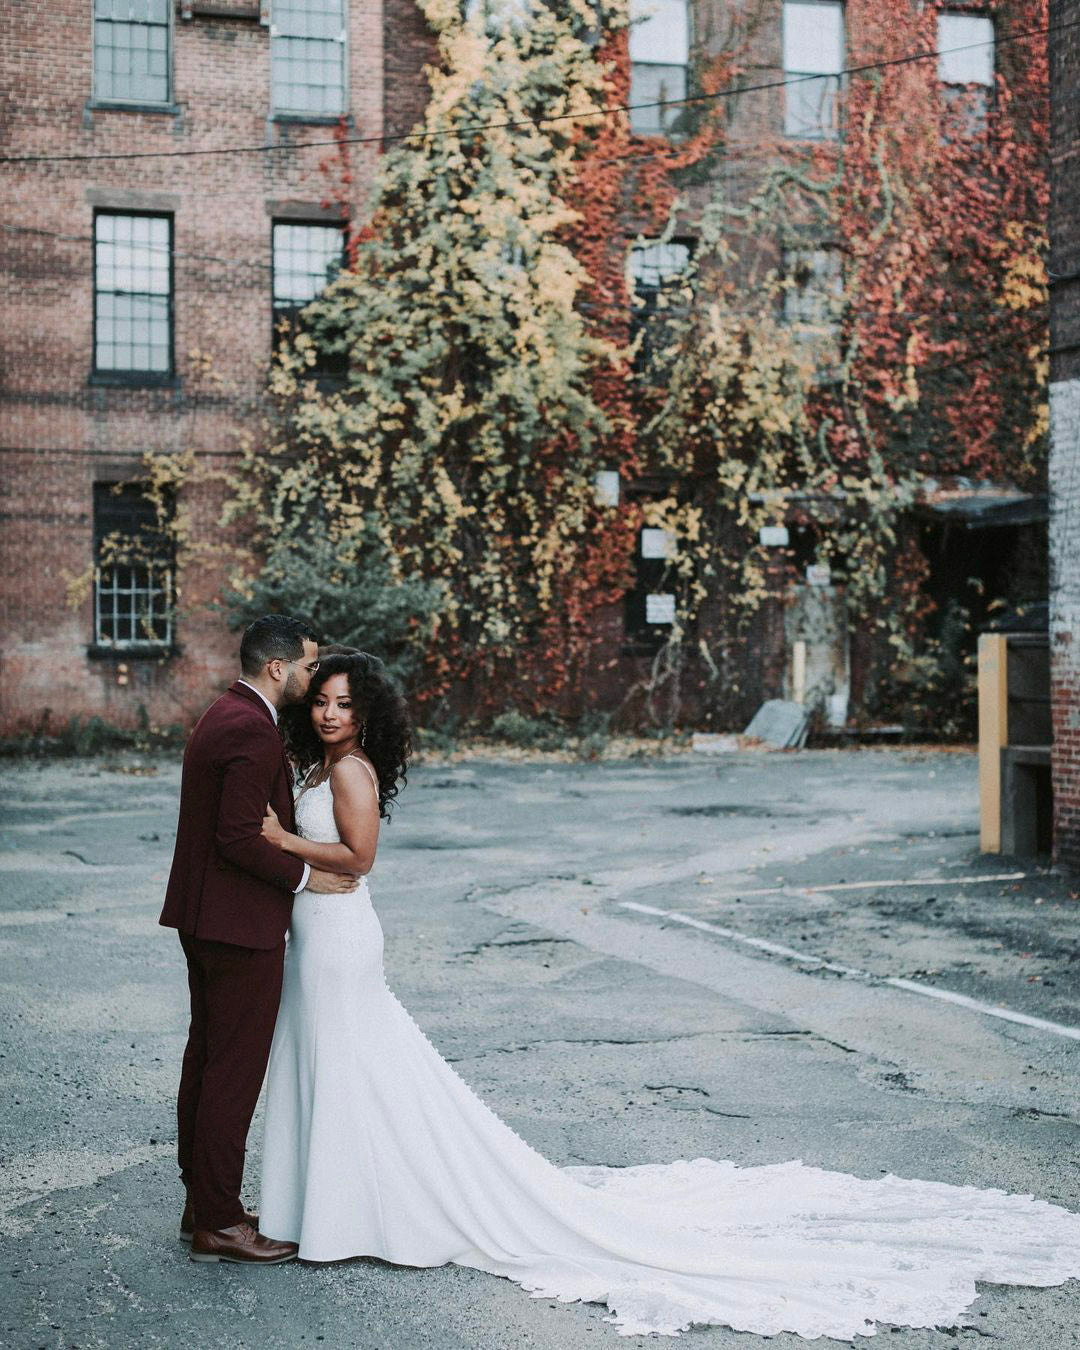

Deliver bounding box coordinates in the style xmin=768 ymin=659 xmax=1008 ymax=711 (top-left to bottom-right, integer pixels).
xmin=190 ymin=1221 xmax=298 ymax=1264
xmin=180 ymin=1194 xmax=258 ymax=1243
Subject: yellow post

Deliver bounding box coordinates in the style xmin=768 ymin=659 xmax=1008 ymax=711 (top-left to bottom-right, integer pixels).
xmin=978 ymin=634 xmax=1009 ymax=853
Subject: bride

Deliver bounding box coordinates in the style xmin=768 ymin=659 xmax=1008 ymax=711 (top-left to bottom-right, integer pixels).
xmin=258 ymin=649 xmax=1080 ymax=1340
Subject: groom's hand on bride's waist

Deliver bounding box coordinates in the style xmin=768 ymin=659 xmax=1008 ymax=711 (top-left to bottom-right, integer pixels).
xmin=307 ymin=868 xmax=360 ymax=894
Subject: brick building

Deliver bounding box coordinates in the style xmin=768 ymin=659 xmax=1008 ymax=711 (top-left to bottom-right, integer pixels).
xmin=609 ymin=0 xmax=1045 ymax=732
xmin=0 ymin=0 xmax=1047 ymax=738
xmin=1049 ymin=0 xmax=1080 ymax=865
xmin=0 ymin=0 xmax=428 ymax=735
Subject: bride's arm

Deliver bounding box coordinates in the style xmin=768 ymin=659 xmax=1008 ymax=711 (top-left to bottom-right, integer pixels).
xmin=261 ymin=759 xmax=380 ymax=876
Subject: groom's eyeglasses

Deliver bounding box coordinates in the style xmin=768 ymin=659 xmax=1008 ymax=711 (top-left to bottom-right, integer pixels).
xmin=278 ymin=659 xmax=320 ymax=674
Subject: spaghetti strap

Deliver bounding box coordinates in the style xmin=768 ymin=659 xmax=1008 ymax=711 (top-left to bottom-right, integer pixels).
xmin=345 ymin=752 xmax=380 ymax=796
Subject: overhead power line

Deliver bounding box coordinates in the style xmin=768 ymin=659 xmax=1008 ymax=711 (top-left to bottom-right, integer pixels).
xmin=0 ymin=77 xmax=1055 ymax=210
xmin=0 ymin=63 xmax=1055 ymax=208
xmin=0 ymin=16 xmax=1064 ymax=168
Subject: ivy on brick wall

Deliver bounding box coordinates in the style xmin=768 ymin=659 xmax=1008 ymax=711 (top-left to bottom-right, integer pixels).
xmin=226 ymin=0 xmax=635 ymax=713
xmin=604 ymin=0 xmax=1049 ymax=728
xmin=222 ymin=0 xmax=1048 ymax=731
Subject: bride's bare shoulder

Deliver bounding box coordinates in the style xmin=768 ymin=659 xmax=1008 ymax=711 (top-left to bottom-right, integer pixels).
xmin=330 ymin=754 xmax=379 ymax=795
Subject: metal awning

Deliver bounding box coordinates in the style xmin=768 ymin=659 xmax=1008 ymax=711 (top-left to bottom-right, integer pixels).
xmin=914 ymin=478 xmax=1048 ymax=529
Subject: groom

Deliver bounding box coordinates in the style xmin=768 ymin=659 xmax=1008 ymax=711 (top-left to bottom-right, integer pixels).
xmin=160 ymin=615 xmax=358 ymax=1264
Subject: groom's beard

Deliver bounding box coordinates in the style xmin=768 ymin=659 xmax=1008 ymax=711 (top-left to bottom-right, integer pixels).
xmin=282 ymin=671 xmax=306 ymax=706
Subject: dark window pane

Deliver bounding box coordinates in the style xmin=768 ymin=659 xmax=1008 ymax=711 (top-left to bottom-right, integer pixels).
xmin=92 ymin=482 xmax=174 ymax=647
xmin=628 ymin=239 xmax=692 ymax=373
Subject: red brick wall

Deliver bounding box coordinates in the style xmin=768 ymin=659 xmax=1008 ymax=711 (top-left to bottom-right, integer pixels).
xmin=1050 ymin=0 xmax=1080 ymax=866
xmin=1051 ymin=0 xmax=1080 ymax=387
xmin=0 ymin=0 xmax=383 ymax=734
xmin=382 ymin=0 xmax=436 ymax=140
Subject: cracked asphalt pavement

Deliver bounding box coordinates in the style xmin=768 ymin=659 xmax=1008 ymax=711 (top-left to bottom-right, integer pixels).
xmin=1 ymin=747 xmax=1078 ymax=1349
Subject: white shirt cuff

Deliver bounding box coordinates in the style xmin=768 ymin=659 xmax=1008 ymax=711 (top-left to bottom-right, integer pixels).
xmin=294 ymin=863 xmax=311 ymax=893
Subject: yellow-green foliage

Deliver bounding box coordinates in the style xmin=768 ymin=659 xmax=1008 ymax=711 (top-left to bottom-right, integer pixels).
xmin=238 ymin=0 xmax=627 ymax=686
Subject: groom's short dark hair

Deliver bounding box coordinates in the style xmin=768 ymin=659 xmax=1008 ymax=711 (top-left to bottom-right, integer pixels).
xmin=240 ymin=615 xmax=319 ymax=676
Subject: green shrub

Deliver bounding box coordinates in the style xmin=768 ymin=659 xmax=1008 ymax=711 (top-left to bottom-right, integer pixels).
xmin=223 ymin=525 xmax=445 ymax=692
xmin=575 ymin=710 xmax=613 ymax=761
xmin=0 ymin=707 xmax=184 ymax=759
xmin=488 ymin=711 xmax=565 ymax=750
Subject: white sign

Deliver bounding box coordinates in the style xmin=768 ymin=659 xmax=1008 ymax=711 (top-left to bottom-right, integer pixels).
xmin=594 ymin=470 xmax=620 ymax=507
xmin=645 ymin=593 xmax=676 ymax=624
xmin=759 ymin=524 xmax=790 ymax=547
xmin=806 ymin=562 xmax=832 ymax=587
xmin=640 ymin=527 xmax=675 ymax=559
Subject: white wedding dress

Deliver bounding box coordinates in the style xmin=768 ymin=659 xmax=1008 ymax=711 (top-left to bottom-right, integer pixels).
xmin=260 ymin=773 xmax=1080 ymax=1339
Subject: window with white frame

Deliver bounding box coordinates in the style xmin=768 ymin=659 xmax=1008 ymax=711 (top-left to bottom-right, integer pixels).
xmin=272 ymin=221 xmax=344 ymax=325
xmin=782 ymin=1 xmax=845 ymax=140
xmin=272 ymin=222 xmax=344 ymax=320
xmin=93 ymin=0 xmax=171 ymax=105
xmin=93 ymin=482 xmax=174 ymax=650
xmin=271 ymin=0 xmax=347 ymax=116
xmin=938 ymin=12 xmax=994 ymax=131
xmin=938 ymin=12 xmax=995 ymax=85
xmin=629 ymin=0 xmax=690 ymax=136
xmin=93 ymin=212 xmax=172 ymax=377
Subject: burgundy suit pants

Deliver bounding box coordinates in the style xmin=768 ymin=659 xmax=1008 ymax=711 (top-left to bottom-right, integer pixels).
xmin=177 ymin=932 xmax=285 ymax=1232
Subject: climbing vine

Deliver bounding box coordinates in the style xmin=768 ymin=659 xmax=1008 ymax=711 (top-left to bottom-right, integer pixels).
xmin=616 ymin=0 xmax=1049 ymax=727
xmin=224 ymin=0 xmax=641 ymax=714
xmin=224 ymin=0 xmax=1048 ymax=732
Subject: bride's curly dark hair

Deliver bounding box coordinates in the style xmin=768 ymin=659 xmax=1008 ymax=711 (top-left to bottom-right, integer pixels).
xmin=280 ymin=651 xmax=411 ymax=819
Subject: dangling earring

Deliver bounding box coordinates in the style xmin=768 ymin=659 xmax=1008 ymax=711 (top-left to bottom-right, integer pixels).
xmin=360 ymin=723 xmax=367 ymax=748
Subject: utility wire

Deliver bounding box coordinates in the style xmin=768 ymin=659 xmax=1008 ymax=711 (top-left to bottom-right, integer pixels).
xmin=0 ymin=93 xmax=1054 ymax=214
xmin=0 ymin=16 xmax=1065 ymax=167
xmin=0 ymin=76 xmax=1053 ymax=207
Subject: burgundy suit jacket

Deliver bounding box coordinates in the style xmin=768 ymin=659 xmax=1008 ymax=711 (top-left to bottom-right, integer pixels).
xmin=159 ymin=682 xmax=305 ymax=949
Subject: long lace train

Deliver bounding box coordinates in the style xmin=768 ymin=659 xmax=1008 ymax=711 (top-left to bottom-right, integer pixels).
xmin=260 ymin=778 xmax=1080 ymax=1339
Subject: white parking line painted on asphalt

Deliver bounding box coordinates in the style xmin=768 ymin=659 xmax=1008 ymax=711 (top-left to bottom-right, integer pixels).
xmin=700 ymin=872 xmax=1031 ymax=901
xmin=803 ymin=872 xmax=1031 ymax=892
xmin=619 ymin=902 xmax=865 ymax=976
xmin=879 ymin=977 xmax=1080 ymax=1038
xmin=619 ymin=901 xmax=1080 ymax=1042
